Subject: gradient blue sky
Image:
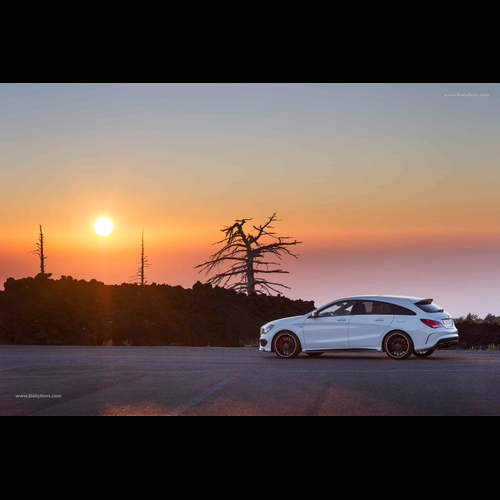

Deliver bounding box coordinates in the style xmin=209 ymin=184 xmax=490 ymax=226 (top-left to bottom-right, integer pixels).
xmin=1 ymin=83 xmax=498 ymax=317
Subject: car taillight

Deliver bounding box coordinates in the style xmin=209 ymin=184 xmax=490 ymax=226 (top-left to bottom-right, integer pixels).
xmin=420 ymin=319 xmax=444 ymax=329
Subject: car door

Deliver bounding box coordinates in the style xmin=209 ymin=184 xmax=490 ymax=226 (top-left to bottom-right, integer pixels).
xmin=348 ymin=301 xmax=395 ymax=348
xmin=303 ymin=301 xmax=355 ymax=350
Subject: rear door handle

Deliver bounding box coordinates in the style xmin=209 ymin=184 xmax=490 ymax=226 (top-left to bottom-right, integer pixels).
xmin=337 ymin=318 xmax=347 ymax=322
xmin=375 ymin=318 xmax=385 ymax=321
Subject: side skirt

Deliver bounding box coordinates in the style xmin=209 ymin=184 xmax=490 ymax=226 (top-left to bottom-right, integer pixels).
xmin=303 ymin=348 xmax=381 ymax=353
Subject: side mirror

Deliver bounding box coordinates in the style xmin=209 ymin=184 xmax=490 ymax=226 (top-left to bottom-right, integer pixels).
xmin=311 ymin=311 xmax=319 ymax=318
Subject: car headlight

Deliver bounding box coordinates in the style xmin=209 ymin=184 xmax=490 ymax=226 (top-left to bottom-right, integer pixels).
xmin=262 ymin=324 xmax=275 ymax=335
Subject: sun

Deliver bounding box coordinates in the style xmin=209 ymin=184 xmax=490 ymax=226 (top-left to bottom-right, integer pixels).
xmin=94 ymin=217 xmax=114 ymax=237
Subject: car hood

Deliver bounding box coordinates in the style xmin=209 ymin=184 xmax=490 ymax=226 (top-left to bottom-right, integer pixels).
xmin=264 ymin=315 xmax=307 ymax=328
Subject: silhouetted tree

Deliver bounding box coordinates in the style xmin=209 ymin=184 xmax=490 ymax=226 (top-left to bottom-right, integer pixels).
xmin=465 ymin=313 xmax=480 ymax=323
xmin=195 ymin=213 xmax=301 ymax=295
xmin=131 ymin=229 xmax=151 ymax=285
xmin=484 ymin=314 xmax=499 ymax=325
xmin=30 ymin=225 xmax=47 ymax=275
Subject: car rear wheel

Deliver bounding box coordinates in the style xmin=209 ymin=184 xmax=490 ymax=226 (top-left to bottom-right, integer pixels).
xmin=413 ymin=349 xmax=435 ymax=358
xmin=274 ymin=332 xmax=301 ymax=359
xmin=384 ymin=331 xmax=413 ymax=360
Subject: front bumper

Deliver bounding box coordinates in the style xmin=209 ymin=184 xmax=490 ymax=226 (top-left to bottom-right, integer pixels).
xmin=259 ymin=331 xmax=273 ymax=352
xmin=259 ymin=337 xmax=272 ymax=352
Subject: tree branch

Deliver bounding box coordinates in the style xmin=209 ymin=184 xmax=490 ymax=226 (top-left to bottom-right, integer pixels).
xmin=195 ymin=214 xmax=301 ymax=295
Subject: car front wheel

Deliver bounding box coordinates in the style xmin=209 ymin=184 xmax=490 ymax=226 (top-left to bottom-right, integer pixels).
xmin=384 ymin=331 xmax=413 ymax=360
xmin=274 ymin=332 xmax=301 ymax=359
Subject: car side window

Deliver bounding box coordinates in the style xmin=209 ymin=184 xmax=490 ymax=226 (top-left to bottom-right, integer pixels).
xmin=390 ymin=304 xmax=417 ymax=316
xmin=355 ymin=301 xmax=393 ymax=315
xmin=317 ymin=301 xmax=355 ymax=318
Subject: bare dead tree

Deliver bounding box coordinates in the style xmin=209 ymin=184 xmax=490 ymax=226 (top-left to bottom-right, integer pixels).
xmin=131 ymin=229 xmax=151 ymax=285
xmin=195 ymin=213 xmax=301 ymax=295
xmin=30 ymin=225 xmax=48 ymax=275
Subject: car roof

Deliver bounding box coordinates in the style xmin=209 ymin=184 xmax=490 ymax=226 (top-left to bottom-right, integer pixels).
xmin=337 ymin=295 xmax=426 ymax=303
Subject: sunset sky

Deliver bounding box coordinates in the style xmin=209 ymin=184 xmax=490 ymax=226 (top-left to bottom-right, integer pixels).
xmin=1 ymin=83 xmax=498 ymax=317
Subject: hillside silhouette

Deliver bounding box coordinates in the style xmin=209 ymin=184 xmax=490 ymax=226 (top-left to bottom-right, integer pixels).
xmin=0 ymin=275 xmax=315 ymax=346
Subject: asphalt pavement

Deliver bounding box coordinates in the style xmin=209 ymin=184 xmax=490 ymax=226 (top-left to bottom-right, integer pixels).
xmin=1 ymin=346 xmax=499 ymax=416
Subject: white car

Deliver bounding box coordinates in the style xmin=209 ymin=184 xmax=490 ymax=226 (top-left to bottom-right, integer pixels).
xmin=259 ymin=296 xmax=459 ymax=360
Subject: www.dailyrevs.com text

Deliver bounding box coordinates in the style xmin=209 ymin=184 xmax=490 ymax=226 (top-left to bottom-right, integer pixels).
xmin=15 ymin=394 xmax=62 ymax=399
xmin=444 ymin=93 xmax=489 ymax=97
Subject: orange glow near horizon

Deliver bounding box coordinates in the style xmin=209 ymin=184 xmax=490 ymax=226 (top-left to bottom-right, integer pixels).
xmin=1 ymin=211 xmax=499 ymax=318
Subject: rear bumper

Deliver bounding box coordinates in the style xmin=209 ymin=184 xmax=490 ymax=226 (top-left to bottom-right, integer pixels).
xmin=426 ymin=333 xmax=459 ymax=350
xmin=432 ymin=336 xmax=459 ymax=350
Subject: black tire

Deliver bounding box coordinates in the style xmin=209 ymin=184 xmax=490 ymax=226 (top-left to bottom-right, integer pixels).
xmin=273 ymin=332 xmax=301 ymax=359
xmin=413 ymin=349 xmax=435 ymax=358
xmin=384 ymin=331 xmax=413 ymax=360
xmin=306 ymin=352 xmax=324 ymax=357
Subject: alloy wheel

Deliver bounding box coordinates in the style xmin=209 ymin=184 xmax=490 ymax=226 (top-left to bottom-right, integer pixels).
xmin=275 ymin=333 xmax=299 ymax=358
xmin=385 ymin=332 xmax=412 ymax=360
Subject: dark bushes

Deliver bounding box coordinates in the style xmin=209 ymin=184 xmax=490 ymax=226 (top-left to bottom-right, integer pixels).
xmin=0 ymin=276 xmax=315 ymax=346
xmin=455 ymin=322 xmax=500 ymax=349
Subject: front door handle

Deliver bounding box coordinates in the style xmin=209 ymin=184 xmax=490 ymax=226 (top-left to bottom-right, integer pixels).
xmin=337 ymin=318 xmax=347 ymax=322
xmin=375 ymin=318 xmax=385 ymax=322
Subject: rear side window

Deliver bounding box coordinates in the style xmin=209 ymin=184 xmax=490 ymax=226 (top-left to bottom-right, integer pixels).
xmin=355 ymin=301 xmax=393 ymax=315
xmin=391 ymin=304 xmax=417 ymax=316
xmin=415 ymin=303 xmax=444 ymax=313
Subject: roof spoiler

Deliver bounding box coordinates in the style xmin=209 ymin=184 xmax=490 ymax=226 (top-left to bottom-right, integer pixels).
xmin=414 ymin=298 xmax=433 ymax=305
